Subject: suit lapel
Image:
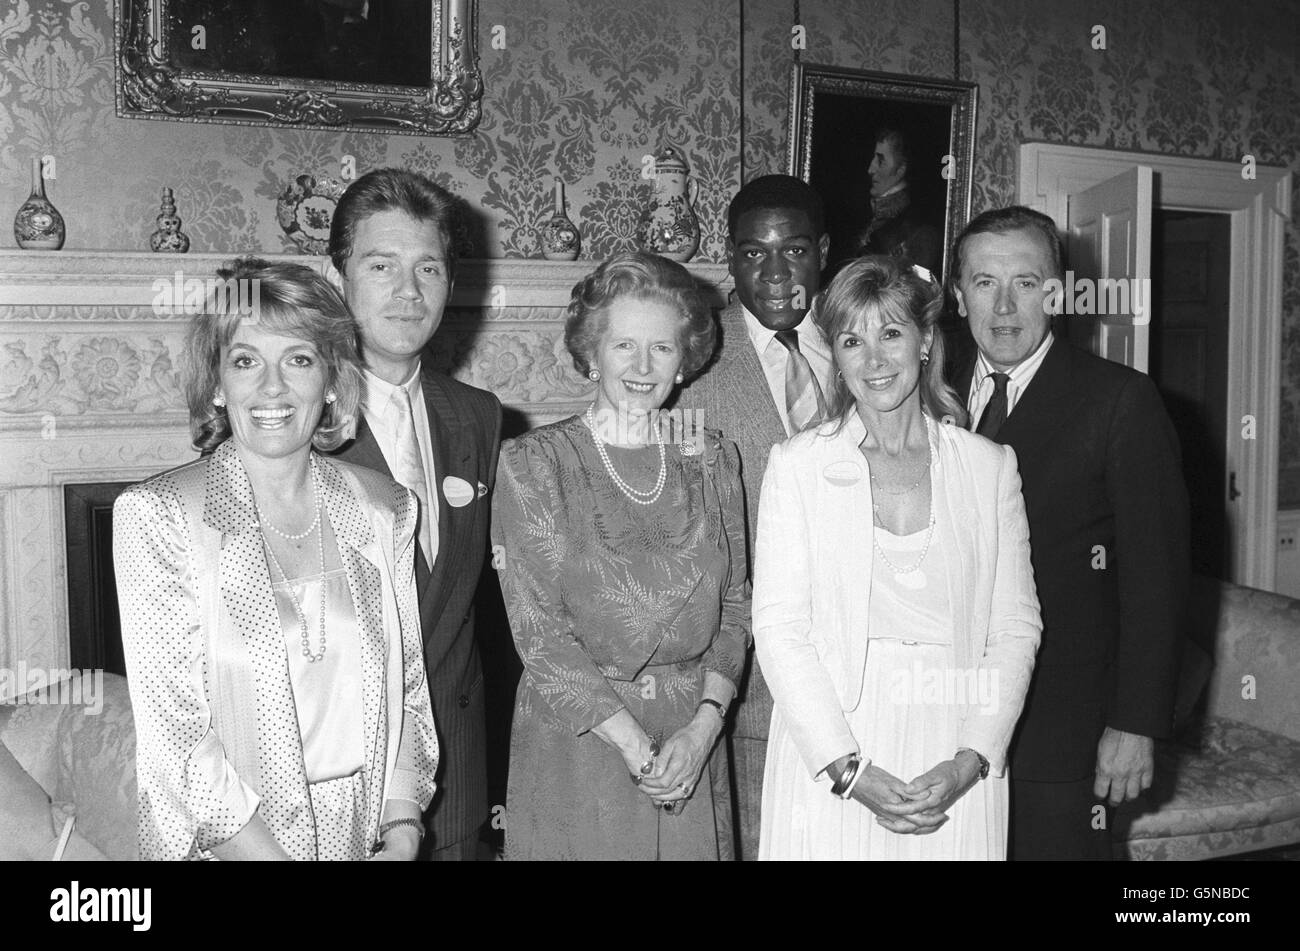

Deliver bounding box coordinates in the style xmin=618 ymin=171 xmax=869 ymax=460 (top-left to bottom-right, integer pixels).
xmin=994 ymin=338 xmax=1076 ymax=449
xmin=421 ymin=370 xmax=468 ymax=618
xmin=718 ymin=302 xmax=788 ymax=445
xmin=345 ymin=414 xmax=393 ymax=480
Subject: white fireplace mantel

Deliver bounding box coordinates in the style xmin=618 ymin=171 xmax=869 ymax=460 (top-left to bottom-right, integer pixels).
xmin=0 ymin=249 xmax=732 ymax=684
xmin=0 ymin=250 xmax=733 ymax=308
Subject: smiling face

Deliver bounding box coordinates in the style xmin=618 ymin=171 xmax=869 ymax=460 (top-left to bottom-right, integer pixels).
xmin=834 ymin=305 xmax=933 ymax=418
xmin=954 ymin=228 xmax=1057 ymax=372
xmin=590 ymin=296 xmax=685 ymax=419
xmin=328 ymin=209 xmax=451 ymax=384
xmin=868 ymin=138 xmax=907 ymax=198
xmin=727 ymin=207 xmax=829 ymax=332
xmin=217 ymin=320 xmax=329 ymax=462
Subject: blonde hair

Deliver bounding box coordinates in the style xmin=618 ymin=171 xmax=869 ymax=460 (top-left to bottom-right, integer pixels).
xmin=815 ymin=255 xmax=968 ymax=434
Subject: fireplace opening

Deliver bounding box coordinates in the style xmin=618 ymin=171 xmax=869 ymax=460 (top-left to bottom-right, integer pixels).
xmin=64 ymin=482 xmax=135 ymax=678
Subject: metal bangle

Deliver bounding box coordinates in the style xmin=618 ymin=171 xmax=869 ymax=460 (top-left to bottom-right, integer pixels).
xmin=830 ymin=755 xmax=861 ymax=797
xmin=371 ymin=817 xmax=425 ymax=855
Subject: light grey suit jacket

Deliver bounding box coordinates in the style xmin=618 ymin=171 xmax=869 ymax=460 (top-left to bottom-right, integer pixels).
xmin=672 ymin=300 xmax=796 ymax=740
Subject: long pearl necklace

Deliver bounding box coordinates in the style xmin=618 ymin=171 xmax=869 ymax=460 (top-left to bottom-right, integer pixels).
xmin=259 ymin=457 xmax=328 ymax=662
xmin=584 ymin=405 xmax=667 ymax=505
xmin=868 ymin=422 xmax=935 ymax=575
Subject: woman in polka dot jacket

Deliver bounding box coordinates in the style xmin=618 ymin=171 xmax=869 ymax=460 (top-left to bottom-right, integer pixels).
xmin=113 ymin=258 xmax=438 ymax=860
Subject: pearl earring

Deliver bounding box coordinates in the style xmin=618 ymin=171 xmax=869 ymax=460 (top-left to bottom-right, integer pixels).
xmin=920 ymin=353 xmax=930 ymax=367
xmin=589 ymin=369 xmax=601 ymax=382
xmin=325 ymin=392 xmax=337 ymax=404
xmin=674 ymin=373 xmax=684 ymax=384
xmin=213 ymin=394 xmax=226 ymax=408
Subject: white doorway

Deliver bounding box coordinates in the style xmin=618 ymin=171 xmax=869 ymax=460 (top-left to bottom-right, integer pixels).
xmin=1019 ymin=143 xmax=1292 ymax=592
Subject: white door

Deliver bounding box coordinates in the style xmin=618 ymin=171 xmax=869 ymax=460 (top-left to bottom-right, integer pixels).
xmin=1065 ymin=166 xmax=1154 ymax=372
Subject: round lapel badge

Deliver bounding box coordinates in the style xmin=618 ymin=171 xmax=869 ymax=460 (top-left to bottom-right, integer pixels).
xmin=442 ymin=475 xmax=476 ymax=508
xmin=823 ymin=460 xmax=864 ymax=487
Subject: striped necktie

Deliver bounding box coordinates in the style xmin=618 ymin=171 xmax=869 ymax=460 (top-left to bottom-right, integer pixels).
xmin=391 ymin=388 xmax=433 ymax=567
xmin=975 ymin=372 xmax=1010 ymax=439
xmin=774 ymin=329 xmax=826 ymax=434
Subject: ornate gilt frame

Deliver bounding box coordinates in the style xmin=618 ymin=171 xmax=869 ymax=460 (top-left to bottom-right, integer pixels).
xmin=788 ymin=63 xmax=978 ymax=278
xmin=114 ymin=0 xmax=483 ymax=135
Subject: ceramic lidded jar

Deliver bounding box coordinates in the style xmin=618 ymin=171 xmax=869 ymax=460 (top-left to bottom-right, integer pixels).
xmin=149 ymin=187 xmax=191 ymax=253
xmin=13 ymin=157 xmax=66 ymax=250
xmin=539 ymin=177 xmax=580 ymax=261
xmin=637 ymin=146 xmax=699 ymax=262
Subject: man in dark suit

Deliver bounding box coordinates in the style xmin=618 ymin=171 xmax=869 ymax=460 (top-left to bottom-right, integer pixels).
xmin=326 ymin=168 xmax=502 ymax=860
xmin=950 ymin=206 xmax=1189 ymax=860
xmin=674 ymin=175 xmax=834 ymax=859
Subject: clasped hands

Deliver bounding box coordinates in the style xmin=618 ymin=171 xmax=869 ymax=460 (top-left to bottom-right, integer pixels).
xmin=627 ymin=714 xmax=723 ymax=810
xmin=840 ymin=751 xmax=982 ymax=835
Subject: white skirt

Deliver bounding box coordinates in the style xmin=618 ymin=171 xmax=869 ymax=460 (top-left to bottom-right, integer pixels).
xmin=759 ymin=639 xmax=1007 ymax=860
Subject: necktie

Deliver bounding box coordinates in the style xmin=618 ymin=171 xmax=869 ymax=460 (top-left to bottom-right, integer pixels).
xmin=774 ymin=329 xmax=826 ymax=434
xmin=975 ymin=372 xmax=1010 ymax=439
xmin=391 ymin=389 xmax=433 ymax=567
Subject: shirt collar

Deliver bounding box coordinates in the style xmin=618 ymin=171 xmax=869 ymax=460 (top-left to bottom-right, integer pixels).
xmin=363 ymin=362 xmax=423 ymax=416
xmin=974 ymin=330 xmax=1054 ymax=390
xmin=741 ymin=301 xmax=825 ymax=354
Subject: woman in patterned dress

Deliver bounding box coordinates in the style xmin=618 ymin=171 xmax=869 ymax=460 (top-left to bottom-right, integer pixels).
xmin=492 ymin=251 xmax=750 ymax=860
xmin=114 ymin=258 xmax=437 ymax=860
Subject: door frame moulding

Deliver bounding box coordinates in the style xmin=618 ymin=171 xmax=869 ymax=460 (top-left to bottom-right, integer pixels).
xmin=1018 ymin=142 xmax=1292 ymax=591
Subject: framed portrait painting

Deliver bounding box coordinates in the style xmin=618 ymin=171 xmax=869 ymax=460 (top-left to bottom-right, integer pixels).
xmin=788 ymin=64 xmax=977 ymax=282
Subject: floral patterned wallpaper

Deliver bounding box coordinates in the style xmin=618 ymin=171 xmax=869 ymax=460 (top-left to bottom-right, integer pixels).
xmin=1 ymin=0 xmax=1297 ymax=499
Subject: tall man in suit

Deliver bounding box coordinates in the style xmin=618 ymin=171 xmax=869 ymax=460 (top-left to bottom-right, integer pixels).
xmin=327 ymin=168 xmax=502 ymax=860
xmin=950 ymin=206 xmax=1189 ymax=859
xmin=675 ymin=175 xmax=834 ymax=860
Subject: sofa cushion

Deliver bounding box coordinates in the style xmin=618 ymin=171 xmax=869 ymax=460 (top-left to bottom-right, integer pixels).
xmin=1117 ymin=715 xmax=1300 ymax=860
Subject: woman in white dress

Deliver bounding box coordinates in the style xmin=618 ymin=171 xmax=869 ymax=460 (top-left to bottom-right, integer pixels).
xmin=753 ymin=256 xmax=1041 ymax=860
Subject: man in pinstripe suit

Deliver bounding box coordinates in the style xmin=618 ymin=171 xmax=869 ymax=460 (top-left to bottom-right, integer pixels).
xmin=327 ymin=168 xmax=502 ymax=861
xmin=674 ymin=175 xmax=834 ymax=859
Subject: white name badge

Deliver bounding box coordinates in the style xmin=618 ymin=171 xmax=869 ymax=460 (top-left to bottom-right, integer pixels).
xmin=443 ymin=475 xmax=476 ymax=508
xmin=823 ymin=460 xmax=864 ymax=487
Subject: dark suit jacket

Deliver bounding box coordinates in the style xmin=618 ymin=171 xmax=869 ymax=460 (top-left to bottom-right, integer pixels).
xmin=333 ymin=368 xmax=502 ymax=847
xmin=672 ymin=300 xmax=791 ymax=741
xmin=954 ymin=340 xmax=1189 ymax=782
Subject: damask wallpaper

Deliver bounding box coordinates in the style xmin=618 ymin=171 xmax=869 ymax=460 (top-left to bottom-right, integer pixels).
xmin=1 ymin=0 xmax=1297 ymax=497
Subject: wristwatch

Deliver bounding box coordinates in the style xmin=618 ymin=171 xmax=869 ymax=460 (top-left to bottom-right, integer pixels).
xmin=958 ymin=747 xmax=989 ymax=781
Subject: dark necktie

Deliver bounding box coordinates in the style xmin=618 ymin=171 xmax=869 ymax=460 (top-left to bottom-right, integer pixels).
xmin=975 ymin=372 xmax=1010 ymax=439
xmin=774 ymin=329 xmax=826 ymax=433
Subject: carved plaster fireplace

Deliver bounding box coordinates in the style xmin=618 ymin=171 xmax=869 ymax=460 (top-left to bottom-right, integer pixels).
xmin=0 ymin=250 xmax=731 ymax=690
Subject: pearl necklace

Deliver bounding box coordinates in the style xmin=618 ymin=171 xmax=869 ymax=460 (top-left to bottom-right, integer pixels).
xmin=257 ymin=456 xmax=322 ymax=541
xmin=868 ymin=422 xmax=935 ymax=575
xmin=584 ymin=405 xmax=667 ymax=505
xmin=259 ymin=459 xmax=327 ymax=662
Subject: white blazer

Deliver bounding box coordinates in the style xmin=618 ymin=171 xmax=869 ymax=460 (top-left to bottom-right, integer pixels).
xmin=752 ymin=413 xmax=1041 ymax=780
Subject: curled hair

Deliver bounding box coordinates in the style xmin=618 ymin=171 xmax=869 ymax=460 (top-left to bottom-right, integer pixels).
xmin=874 ymin=125 xmax=911 ymax=177
xmin=815 ymin=255 xmax=968 ymax=434
xmin=329 ymin=167 xmax=459 ymax=276
xmin=564 ymin=251 xmax=715 ymax=382
xmin=183 ymin=257 xmax=364 ymax=453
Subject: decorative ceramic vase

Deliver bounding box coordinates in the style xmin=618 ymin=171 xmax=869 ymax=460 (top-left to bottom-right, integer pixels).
xmin=637 ymin=146 xmax=699 ymax=262
xmin=539 ymin=177 xmax=580 ymax=261
xmin=13 ymin=157 xmax=66 ymax=250
xmin=149 ymin=187 xmax=191 ymax=253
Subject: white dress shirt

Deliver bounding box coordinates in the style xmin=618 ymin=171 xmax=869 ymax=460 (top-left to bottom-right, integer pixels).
xmin=741 ymin=303 xmax=835 ymax=436
xmin=966 ymin=332 xmax=1055 ymax=429
xmin=363 ymin=363 xmax=439 ymax=565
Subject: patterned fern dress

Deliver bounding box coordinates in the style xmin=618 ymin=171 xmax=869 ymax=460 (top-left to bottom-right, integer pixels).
xmin=491 ymin=417 xmax=750 ymax=860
